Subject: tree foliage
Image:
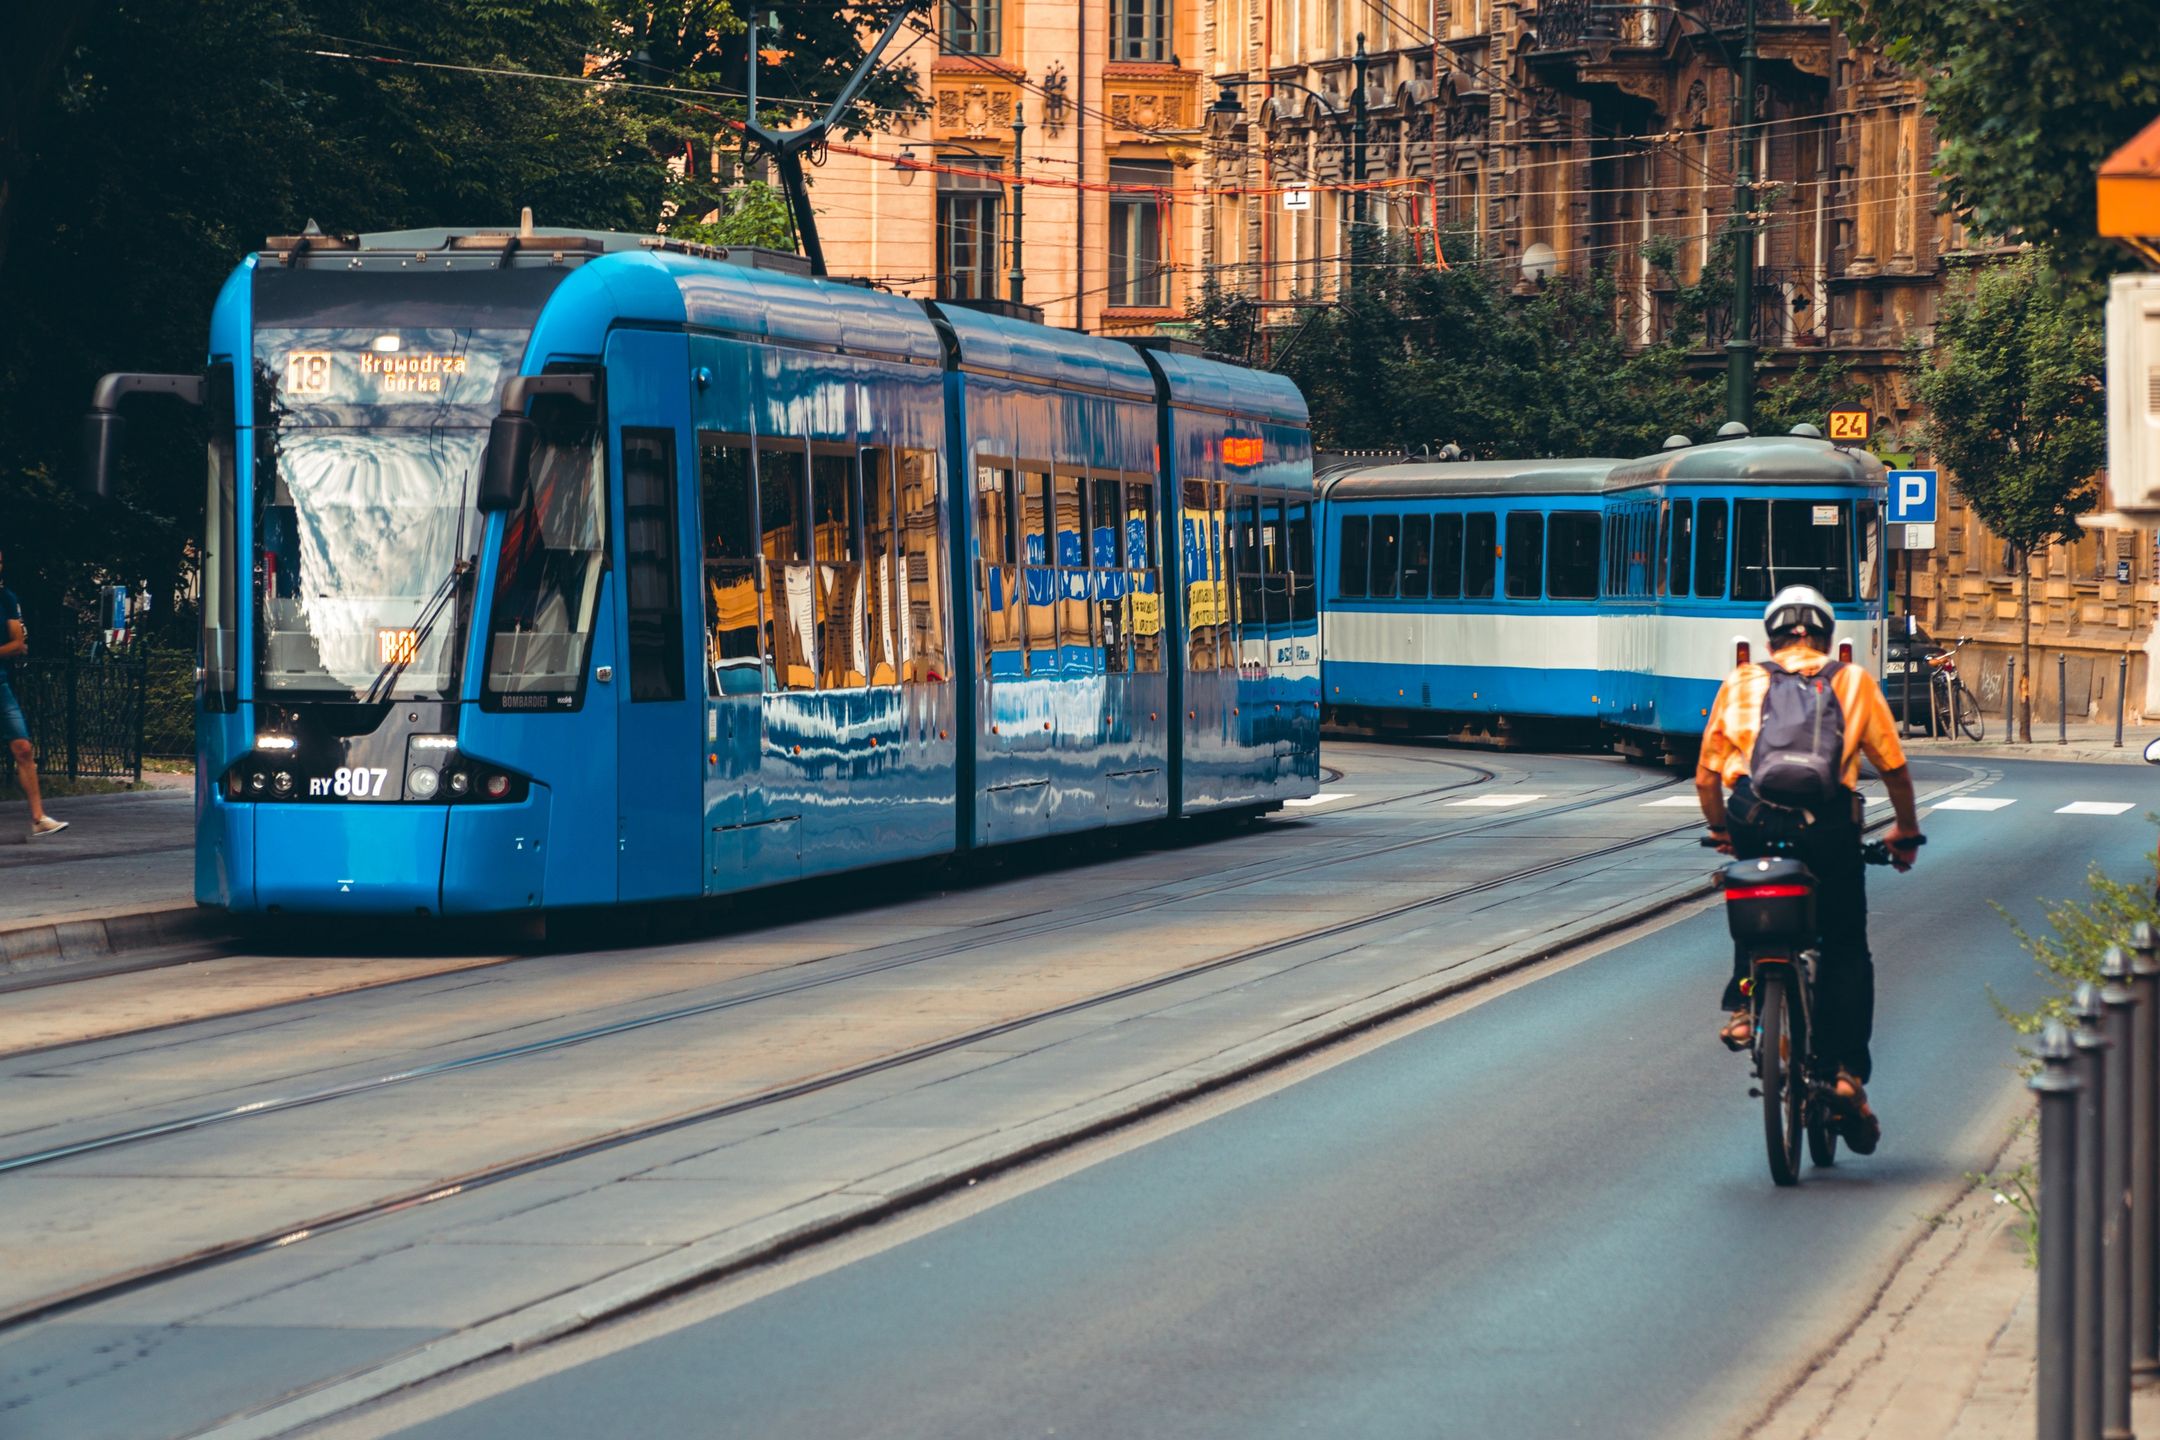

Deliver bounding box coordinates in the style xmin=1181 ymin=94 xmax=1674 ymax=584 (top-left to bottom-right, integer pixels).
xmin=1812 ymin=0 xmax=2160 ymax=283
xmin=1193 ymin=242 xmax=1865 ymax=459
xmin=1910 ymin=251 xmax=2105 ymax=556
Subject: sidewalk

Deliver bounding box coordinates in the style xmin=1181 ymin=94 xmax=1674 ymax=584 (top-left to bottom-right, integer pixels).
xmin=0 ymin=783 xmax=209 ymax=978
xmin=1751 ymin=1115 xmax=2160 ymax=1439
xmin=1903 ymin=717 xmax=2159 ymax=766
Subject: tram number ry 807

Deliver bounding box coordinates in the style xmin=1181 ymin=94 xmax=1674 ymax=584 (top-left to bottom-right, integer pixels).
xmin=310 ymin=768 xmax=391 ymax=799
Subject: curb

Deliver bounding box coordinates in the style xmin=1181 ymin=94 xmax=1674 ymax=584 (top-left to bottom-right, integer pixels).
xmin=0 ymin=904 xmax=227 ymax=984
xmin=195 ymin=868 xmax=1722 ymax=1440
xmin=1904 ymin=738 xmax=2155 ymax=766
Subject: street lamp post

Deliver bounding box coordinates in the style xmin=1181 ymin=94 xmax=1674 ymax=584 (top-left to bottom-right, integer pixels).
xmin=1210 ymin=67 xmax=1359 ymax=290
xmin=1350 ymin=34 xmax=1369 ymax=268
xmin=1725 ymin=0 xmax=1759 ymax=428
xmin=1009 ymin=102 xmax=1027 ymax=306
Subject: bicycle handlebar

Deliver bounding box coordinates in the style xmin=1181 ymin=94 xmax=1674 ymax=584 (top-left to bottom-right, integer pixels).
xmin=1697 ymin=834 xmax=1927 ymax=863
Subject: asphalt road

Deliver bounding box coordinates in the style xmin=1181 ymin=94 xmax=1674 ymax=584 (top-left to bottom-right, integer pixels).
xmin=383 ymin=757 xmax=2147 ymax=1440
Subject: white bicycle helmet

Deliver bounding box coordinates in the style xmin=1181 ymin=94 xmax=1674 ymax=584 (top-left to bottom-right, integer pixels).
xmin=1763 ymin=584 xmax=1834 ymax=643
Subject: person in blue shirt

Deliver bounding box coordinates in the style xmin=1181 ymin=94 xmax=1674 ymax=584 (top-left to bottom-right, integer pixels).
xmin=0 ymin=550 xmax=67 ymax=836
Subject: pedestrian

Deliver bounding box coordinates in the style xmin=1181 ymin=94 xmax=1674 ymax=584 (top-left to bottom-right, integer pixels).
xmin=0 ymin=549 xmax=68 ymax=837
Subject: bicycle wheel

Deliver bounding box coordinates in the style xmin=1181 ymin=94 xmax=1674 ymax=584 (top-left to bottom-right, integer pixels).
xmin=1807 ymin=1103 xmax=1840 ymax=1167
xmin=1756 ymin=973 xmax=1804 ymax=1186
xmin=1957 ymin=682 xmax=1985 ymax=741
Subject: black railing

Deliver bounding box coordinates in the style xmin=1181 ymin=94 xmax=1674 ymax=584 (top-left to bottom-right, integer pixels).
xmin=10 ymin=655 xmax=147 ymax=782
xmin=1701 ymin=266 xmax=1804 ymax=349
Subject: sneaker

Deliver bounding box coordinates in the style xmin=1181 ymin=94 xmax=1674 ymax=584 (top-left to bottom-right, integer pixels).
xmin=28 ymin=816 xmax=68 ymax=837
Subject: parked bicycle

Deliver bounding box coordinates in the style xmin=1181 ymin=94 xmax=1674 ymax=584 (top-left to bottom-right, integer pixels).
xmin=1926 ymin=636 xmax=1984 ymax=741
xmin=1708 ymin=833 xmax=1923 ymax=1185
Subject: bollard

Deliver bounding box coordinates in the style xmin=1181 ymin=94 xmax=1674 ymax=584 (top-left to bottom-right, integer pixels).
xmin=2117 ymin=654 xmax=2129 ymax=748
xmin=2102 ymin=951 xmax=2137 ymax=1440
xmin=2075 ymin=983 xmax=2110 ymax=1439
xmin=2039 ymin=1020 xmax=2085 ymax=1440
xmin=2061 ymin=652 xmax=2071 ymax=745
xmin=2131 ymin=926 xmax=2160 ymax=1379
xmin=2009 ymin=656 xmax=2019 ymax=743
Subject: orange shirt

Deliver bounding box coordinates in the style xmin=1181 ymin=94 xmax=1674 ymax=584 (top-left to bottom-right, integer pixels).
xmin=1698 ymin=644 xmax=1907 ymax=791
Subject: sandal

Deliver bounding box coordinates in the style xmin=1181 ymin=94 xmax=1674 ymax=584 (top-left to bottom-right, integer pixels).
xmin=1830 ymin=1071 xmax=1882 ymax=1155
xmin=1719 ymin=1008 xmax=1753 ymax=1052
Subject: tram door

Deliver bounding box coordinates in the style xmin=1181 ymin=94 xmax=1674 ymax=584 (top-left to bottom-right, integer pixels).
xmin=607 ymin=328 xmax=703 ymax=902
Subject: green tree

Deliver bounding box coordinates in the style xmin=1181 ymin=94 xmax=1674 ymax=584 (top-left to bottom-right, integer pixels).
xmin=667 ymin=178 xmax=798 ymax=249
xmin=1909 ymin=250 xmax=2106 ymax=740
xmin=1813 ymin=0 xmax=2160 ymax=283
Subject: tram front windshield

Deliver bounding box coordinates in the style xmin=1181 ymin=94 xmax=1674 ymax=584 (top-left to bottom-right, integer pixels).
xmin=252 ymin=327 xmax=521 ymax=700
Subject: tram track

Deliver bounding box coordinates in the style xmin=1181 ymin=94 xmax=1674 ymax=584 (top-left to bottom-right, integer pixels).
xmin=0 ymin=757 xmax=1634 ymax=1133
xmin=0 ymin=782 xmax=1708 ymax=1333
xmin=0 ymin=759 xmax=1989 ymax=1335
xmin=0 ymin=746 xmax=1493 ymax=1064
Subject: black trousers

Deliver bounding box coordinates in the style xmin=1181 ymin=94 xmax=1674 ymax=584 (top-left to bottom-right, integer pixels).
xmin=1720 ymin=795 xmax=1875 ymax=1084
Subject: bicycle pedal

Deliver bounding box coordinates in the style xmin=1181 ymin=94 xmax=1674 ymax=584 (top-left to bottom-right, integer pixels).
xmin=1748 ymin=1087 xmax=1762 ymax=1098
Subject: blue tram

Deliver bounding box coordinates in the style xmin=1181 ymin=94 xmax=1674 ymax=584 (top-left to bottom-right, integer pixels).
xmin=92 ymin=226 xmax=1316 ymax=916
xmin=1319 ymin=431 xmax=1888 ymax=754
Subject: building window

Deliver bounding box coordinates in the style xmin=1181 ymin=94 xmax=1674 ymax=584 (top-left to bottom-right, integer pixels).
xmin=937 ymin=158 xmax=1003 ymax=301
xmin=942 ymin=0 xmax=1000 ymax=54
xmin=1109 ymin=160 xmax=1171 ymax=307
xmin=1113 ymin=0 xmax=1170 ymax=62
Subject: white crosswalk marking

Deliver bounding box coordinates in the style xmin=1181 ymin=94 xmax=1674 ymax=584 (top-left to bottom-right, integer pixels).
xmin=1283 ymin=791 xmax=1356 ymax=808
xmin=1447 ymin=793 xmax=1549 ymax=808
xmin=2057 ymin=801 xmax=2136 ymax=816
xmin=1641 ymin=796 xmax=1702 ymax=808
xmin=1930 ymin=796 xmax=2017 ymax=812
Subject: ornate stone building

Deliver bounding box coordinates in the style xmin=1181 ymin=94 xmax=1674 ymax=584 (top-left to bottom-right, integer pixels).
xmin=802 ymin=0 xmax=2158 ymax=716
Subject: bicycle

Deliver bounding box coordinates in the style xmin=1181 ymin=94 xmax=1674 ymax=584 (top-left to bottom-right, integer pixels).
xmin=1707 ymin=832 xmax=1923 ymax=1185
xmin=1926 ymin=636 xmax=1984 ymax=741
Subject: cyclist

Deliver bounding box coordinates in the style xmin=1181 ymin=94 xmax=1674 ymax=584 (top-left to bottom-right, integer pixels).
xmin=1696 ymin=584 xmax=1923 ymax=1153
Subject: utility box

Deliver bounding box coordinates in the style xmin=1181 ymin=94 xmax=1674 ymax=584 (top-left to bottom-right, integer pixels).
xmin=2106 ymin=273 xmax=2160 ymax=519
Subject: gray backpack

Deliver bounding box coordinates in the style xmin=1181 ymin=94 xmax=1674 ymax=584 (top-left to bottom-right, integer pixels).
xmin=1749 ymin=660 xmax=1846 ymax=807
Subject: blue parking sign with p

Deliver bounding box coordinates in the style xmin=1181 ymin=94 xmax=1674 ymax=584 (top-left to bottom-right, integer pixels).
xmin=1887 ymin=469 xmax=1937 ymax=525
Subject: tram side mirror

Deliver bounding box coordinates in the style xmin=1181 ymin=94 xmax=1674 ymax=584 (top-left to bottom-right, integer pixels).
xmin=81 ymin=411 xmax=125 ymax=500
xmin=2144 ymin=736 xmax=2160 ymax=764
xmin=479 ymin=412 xmax=534 ymax=514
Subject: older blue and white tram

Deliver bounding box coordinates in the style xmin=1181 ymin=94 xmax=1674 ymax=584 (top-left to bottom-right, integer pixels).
xmin=1319 ymin=458 xmax=1624 ymax=737
xmin=88 ymin=226 xmax=1317 ymax=916
xmin=1595 ymin=431 xmax=1887 ymax=751
xmin=1317 ymin=430 xmax=1887 ymax=753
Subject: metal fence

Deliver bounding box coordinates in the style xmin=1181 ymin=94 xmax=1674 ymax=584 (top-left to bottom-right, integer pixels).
xmin=2032 ymin=925 xmax=2160 ymax=1440
xmin=8 ymin=655 xmax=147 ymax=782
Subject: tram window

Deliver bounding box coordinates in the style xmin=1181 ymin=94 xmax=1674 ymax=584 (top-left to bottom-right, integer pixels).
xmin=756 ymin=440 xmax=815 ymax=691
xmin=202 ymin=434 xmax=238 ymax=710
xmin=1181 ymin=478 xmax=1222 ymax=672
xmin=1055 ymin=471 xmax=1091 ymax=663
xmin=1370 ymin=513 xmax=1401 ymax=599
xmin=1129 ymin=475 xmax=1163 ymax=673
xmin=811 ymin=448 xmax=862 ymax=687
xmin=1857 ymin=498 xmax=1883 ymax=601
xmin=698 ymin=434 xmax=761 ymax=695
xmin=485 ymin=415 xmax=606 ymax=705
xmin=1430 ymin=512 xmax=1463 ymax=599
xmin=1667 ymin=499 xmax=1694 ymax=597
xmin=1234 ymin=490 xmax=1267 ymax=640
xmin=976 ymin=460 xmax=1019 ymax=678
xmin=620 ymin=430 xmax=685 ymax=702
xmin=861 ymin=447 xmax=899 ymax=685
xmin=1693 ymin=498 xmax=1729 ymax=598
xmin=1464 ymin=512 xmax=1497 ymax=598
xmin=1546 ymin=511 xmax=1599 ymax=600
xmin=1731 ymin=498 xmax=1854 ymax=603
xmin=1287 ymin=499 xmax=1316 ymax=625
xmin=898 ymin=448 xmax=948 ymax=683
xmin=1338 ymin=515 xmax=1371 ymax=598
xmin=1398 ymin=513 xmax=1433 ymax=598
xmin=1021 ymin=469 xmax=1056 ymax=671
xmin=1504 ymin=512 xmax=1544 ymax=599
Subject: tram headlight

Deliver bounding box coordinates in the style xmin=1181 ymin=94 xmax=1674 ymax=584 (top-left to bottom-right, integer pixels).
xmin=407 ymin=766 xmax=441 ymax=800
xmin=483 ymin=772 xmax=511 ymax=799
xmin=447 ymin=770 xmax=471 ymax=797
xmin=248 ymin=771 xmax=267 ymax=794
xmin=271 ymin=771 xmax=294 ymax=796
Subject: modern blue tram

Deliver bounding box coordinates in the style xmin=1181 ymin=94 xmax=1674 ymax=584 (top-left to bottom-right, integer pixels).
xmin=1319 ymin=430 xmax=1888 ymax=754
xmin=89 ymin=226 xmax=1317 ymax=916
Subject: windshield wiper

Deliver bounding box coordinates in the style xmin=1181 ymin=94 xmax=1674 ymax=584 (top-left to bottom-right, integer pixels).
xmin=363 ymin=441 xmax=475 ymax=704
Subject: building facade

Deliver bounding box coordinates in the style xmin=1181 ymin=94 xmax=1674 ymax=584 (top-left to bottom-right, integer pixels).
xmin=804 ymin=0 xmax=2158 ymax=717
